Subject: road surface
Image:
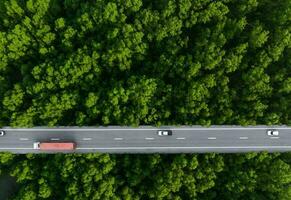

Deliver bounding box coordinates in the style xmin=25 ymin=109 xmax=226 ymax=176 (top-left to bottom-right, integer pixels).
xmin=0 ymin=126 xmax=290 ymax=153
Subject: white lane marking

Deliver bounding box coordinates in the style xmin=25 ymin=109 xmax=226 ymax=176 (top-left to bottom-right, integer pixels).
xmin=0 ymin=146 xmax=291 ymax=150
xmin=145 ymin=137 xmax=154 ymax=140
xmin=239 ymin=137 xmax=248 ymax=140
xmin=82 ymin=138 xmax=92 ymax=141
xmin=0 ymin=148 xmax=34 ymax=150
xmin=207 ymin=137 xmax=216 ymax=140
xmin=19 ymin=138 xmax=29 ymax=141
xmin=3 ymin=127 xmax=291 ymax=131
xmin=50 ymin=138 xmax=60 ymax=141
xmin=76 ymin=146 xmax=291 ymax=150
xmin=270 ymin=137 xmax=280 ymax=139
xmin=114 ymin=138 xmax=123 ymax=140
xmin=176 ymin=137 xmax=185 ymax=140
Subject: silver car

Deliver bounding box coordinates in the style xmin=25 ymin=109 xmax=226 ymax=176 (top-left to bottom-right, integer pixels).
xmin=267 ymin=130 xmax=279 ymax=136
xmin=157 ymin=130 xmax=172 ymax=136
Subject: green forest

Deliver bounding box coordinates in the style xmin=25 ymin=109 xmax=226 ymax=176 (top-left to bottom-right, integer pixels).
xmin=0 ymin=0 xmax=290 ymax=199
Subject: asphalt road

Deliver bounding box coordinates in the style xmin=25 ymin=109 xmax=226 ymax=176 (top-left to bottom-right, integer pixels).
xmin=0 ymin=126 xmax=290 ymax=153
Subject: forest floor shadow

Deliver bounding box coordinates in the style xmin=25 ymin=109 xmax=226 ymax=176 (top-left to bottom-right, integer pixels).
xmin=0 ymin=175 xmax=18 ymax=200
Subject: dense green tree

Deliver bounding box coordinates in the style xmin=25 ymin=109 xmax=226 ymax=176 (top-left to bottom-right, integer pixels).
xmin=203 ymin=153 xmax=291 ymax=200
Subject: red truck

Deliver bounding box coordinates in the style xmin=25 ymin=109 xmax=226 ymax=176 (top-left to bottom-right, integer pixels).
xmin=33 ymin=142 xmax=76 ymax=150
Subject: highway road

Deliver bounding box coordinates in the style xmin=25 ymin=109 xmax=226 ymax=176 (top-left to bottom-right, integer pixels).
xmin=0 ymin=126 xmax=290 ymax=153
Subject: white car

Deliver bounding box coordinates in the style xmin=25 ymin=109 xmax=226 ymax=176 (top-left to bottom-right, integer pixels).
xmin=157 ymin=130 xmax=172 ymax=136
xmin=0 ymin=130 xmax=5 ymax=136
xmin=267 ymin=130 xmax=279 ymax=136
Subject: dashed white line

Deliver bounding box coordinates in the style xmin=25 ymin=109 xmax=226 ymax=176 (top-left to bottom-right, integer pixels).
xmin=50 ymin=138 xmax=60 ymax=141
xmin=270 ymin=137 xmax=280 ymax=139
xmin=145 ymin=137 xmax=154 ymax=140
xmin=176 ymin=137 xmax=185 ymax=140
xmin=207 ymin=137 xmax=216 ymax=140
xmin=19 ymin=138 xmax=29 ymax=141
xmin=82 ymin=138 xmax=92 ymax=141
xmin=114 ymin=138 xmax=123 ymax=140
xmin=239 ymin=137 xmax=248 ymax=140
xmin=5 ymin=126 xmax=291 ymax=131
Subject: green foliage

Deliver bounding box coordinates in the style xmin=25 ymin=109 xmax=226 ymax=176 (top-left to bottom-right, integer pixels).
xmin=205 ymin=153 xmax=291 ymax=200
xmin=0 ymin=0 xmax=290 ymax=199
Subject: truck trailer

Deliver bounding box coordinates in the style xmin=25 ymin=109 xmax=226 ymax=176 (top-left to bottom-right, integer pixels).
xmin=33 ymin=142 xmax=76 ymax=150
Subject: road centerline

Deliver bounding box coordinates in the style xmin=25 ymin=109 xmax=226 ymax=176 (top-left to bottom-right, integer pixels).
xmin=50 ymin=138 xmax=60 ymax=141
xmin=145 ymin=137 xmax=154 ymax=140
xmin=19 ymin=138 xmax=29 ymax=141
